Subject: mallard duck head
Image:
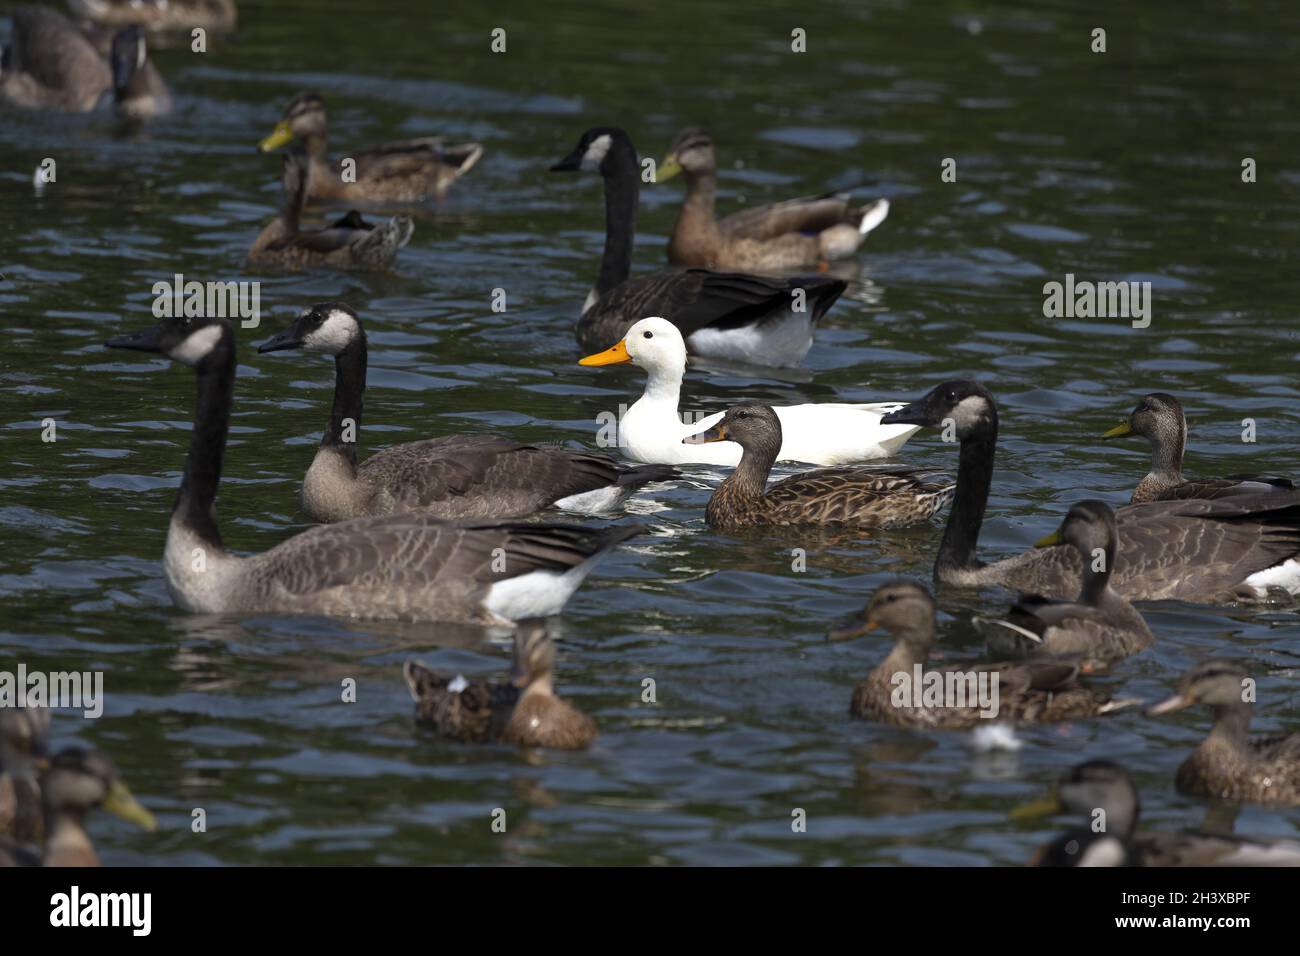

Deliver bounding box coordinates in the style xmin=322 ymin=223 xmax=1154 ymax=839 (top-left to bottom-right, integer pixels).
xmin=258 ymin=302 xmax=363 ymax=356
xmin=683 ymin=403 xmax=781 ymax=456
xmin=0 ymin=707 xmax=51 ymax=773
xmin=1011 ymin=760 xmax=1141 ymax=838
xmin=260 ymin=91 xmax=327 ymax=152
xmin=828 ymin=579 xmax=935 ymax=646
xmin=44 ymin=748 xmax=157 ymax=832
xmin=550 ymin=127 xmax=633 ymax=175
xmin=106 ymin=314 xmax=234 ymax=370
xmin=1034 ymin=499 xmax=1118 ymax=555
xmin=579 ymin=316 xmax=687 ymax=377
xmin=1102 ymin=391 xmax=1186 ymax=467
xmin=1148 ymin=660 xmax=1253 ymax=715
xmin=880 ymin=380 xmax=997 ymax=440
xmin=511 ymin=622 xmax=556 ymax=692
xmin=658 ymin=128 xmax=716 ymax=181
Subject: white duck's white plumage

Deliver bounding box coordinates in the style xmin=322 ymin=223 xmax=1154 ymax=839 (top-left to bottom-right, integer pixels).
xmin=579 ymin=317 xmax=919 ymax=466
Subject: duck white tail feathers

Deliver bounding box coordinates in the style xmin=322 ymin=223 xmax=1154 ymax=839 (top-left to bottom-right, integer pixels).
xmin=858 ymin=198 xmax=890 ymax=236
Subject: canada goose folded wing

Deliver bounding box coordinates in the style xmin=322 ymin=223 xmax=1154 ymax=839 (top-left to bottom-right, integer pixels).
xmin=2 ymin=8 xmax=111 ymax=111
xmin=719 ymin=192 xmax=855 ymax=240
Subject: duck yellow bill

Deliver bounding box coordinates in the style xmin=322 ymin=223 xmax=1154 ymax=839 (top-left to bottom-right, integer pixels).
xmin=1009 ymin=793 xmax=1062 ymax=821
xmin=104 ymin=780 xmax=159 ymax=832
xmin=259 ymin=120 xmax=295 ymax=152
xmin=1034 ymin=529 xmax=1065 ymax=548
xmin=683 ymin=423 xmax=727 ymax=445
xmin=657 ymin=154 xmax=683 ymax=181
xmin=1102 ymin=422 xmax=1134 ymax=439
xmin=579 ymin=339 xmax=631 ymax=366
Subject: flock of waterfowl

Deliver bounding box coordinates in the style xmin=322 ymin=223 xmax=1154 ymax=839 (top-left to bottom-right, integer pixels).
xmin=3 ymin=0 xmax=1299 ymax=868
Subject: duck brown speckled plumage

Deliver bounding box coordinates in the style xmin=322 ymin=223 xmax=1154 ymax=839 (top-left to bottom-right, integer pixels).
xmin=684 ymin=403 xmax=953 ymax=531
xmin=828 ymin=579 xmax=1133 ymax=728
xmin=658 ymin=128 xmax=890 ymax=272
xmin=248 ymin=151 xmax=414 ymax=271
xmin=1148 ymin=661 xmax=1300 ymax=806
xmin=403 ymin=624 xmax=597 ymax=750
xmin=258 ymin=91 xmax=483 ymax=204
xmin=0 ymin=707 xmax=50 ymax=845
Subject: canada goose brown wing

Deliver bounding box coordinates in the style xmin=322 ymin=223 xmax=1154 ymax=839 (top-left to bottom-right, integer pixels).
xmin=762 ymin=468 xmax=954 ymax=526
xmin=243 ymin=518 xmax=639 ymax=605
xmin=7 ymin=8 xmax=110 ymax=106
xmin=719 ymin=192 xmax=853 ymax=240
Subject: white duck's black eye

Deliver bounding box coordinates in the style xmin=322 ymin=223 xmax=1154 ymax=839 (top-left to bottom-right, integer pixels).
xmin=643 ymin=331 xmax=653 ymax=339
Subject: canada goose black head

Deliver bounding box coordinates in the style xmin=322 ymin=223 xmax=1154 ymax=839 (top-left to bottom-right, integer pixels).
xmin=108 ymin=26 xmax=148 ymax=98
xmin=1148 ymin=661 xmax=1253 ymax=716
xmin=828 ymin=578 xmax=935 ymax=650
xmin=43 ymin=748 xmax=157 ymax=831
xmin=258 ymin=302 xmax=363 ymax=356
xmin=880 ymin=380 xmax=998 ymax=440
xmin=658 ymin=128 xmax=716 ymax=180
xmin=683 ymin=402 xmax=781 ymax=459
xmin=550 ymin=126 xmax=633 ymax=175
xmin=259 ymin=91 xmax=327 ymax=152
xmin=106 ymin=314 xmax=234 ymax=370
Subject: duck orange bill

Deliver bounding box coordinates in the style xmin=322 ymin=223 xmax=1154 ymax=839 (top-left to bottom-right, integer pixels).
xmin=682 ymin=424 xmax=727 ymax=445
xmin=579 ymin=339 xmax=631 ymax=366
xmin=827 ymin=614 xmax=878 ymax=641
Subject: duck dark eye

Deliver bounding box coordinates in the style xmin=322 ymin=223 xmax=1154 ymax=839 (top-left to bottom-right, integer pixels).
xmin=643 ymin=331 xmax=653 ymax=339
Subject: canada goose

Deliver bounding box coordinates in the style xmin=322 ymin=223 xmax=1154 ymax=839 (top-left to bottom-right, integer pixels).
xmin=1102 ymin=392 xmax=1294 ymax=503
xmin=880 ymin=381 xmax=1300 ymax=603
xmin=1148 ymin=661 xmax=1300 ymax=805
xmin=826 ymin=579 xmax=1132 ymax=727
xmin=683 ymin=403 xmax=953 ymax=530
xmin=658 ymin=128 xmax=890 ymax=271
xmin=550 ymin=127 xmax=846 ymax=368
xmin=403 ymin=623 xmax=596 ymax=749
xmin=257 ymin=91 xmax=483 ymax=203
xmin=980 ymin=500 xmax=1154 ymax=667
xmin=248 ymin=151 xmax=414 ymax=271
xmin=0 ymin=747 xmax=157 ymax=867
xmin=67 ymin=0 xmax=238 ymax=34
xmin=578 ymin=317 xmax=916 ymax=465
xmin=0 ymin=707 xmax=49 ymax=844
xmin=1018 ymin=760 xmax=1300 ymax=867
xmin=1 ymin=7 xmax=110 ymax=112
xmin=257 ymin=303 xmax=676 ymax=522
xmin=104 ymin=314 xmax=641 ymax=624
xmin=107 ymin=25 xmax=171 ymax=120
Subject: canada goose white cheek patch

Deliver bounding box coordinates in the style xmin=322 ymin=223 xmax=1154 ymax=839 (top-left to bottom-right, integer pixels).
xmin=580 ymin=134 xmax=612 ymax=171
xmin=168 ymin=325 xmax=224 ymax=366
xmin=950 ymin=395 xmax=991 ymax=432
xmin=304 ymin=310 xmax=358 ymax=352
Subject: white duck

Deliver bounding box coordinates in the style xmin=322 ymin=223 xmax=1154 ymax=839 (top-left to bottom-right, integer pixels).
xmin=579 ymin=317 xmax=919 ymax=466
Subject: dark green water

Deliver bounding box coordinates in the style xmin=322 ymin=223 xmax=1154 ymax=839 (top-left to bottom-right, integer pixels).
xmin=2 ymin=0 xmax=1298 ymax=865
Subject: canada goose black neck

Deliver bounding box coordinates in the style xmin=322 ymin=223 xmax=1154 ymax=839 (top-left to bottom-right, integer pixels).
xmin=176 ymin=328 xmax=236 ymax=550
xmin=939 ymin=414 xmax=998 ymax=577
xmin=325 ymin=332 xmax=367 ymax=469
xmin=596 ymin=131 xmax=640 ymax=295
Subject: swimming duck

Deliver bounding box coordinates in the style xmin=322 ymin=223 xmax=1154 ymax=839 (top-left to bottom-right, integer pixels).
xmin=248 ymin=151 xmax=414 ymax=271
xmin=879 ymin=381 xmax=1300 ymax=602
xmin=67 ymin=0 xmax=238 ymax=34
xmin=403 ymin=623 xmax=596 ymax=749
xmin=827 ymin=579 xmax=1132 ymax=727
xmin=578 ymin=317 xmax=916 ymax=466
xmin=551 ymin=127 xmax=846 ymax=368
xmin=683 ymin=403 xmax=953 ymax=530
xmin=1148 ymin=661 xmax=1300 ymax=806
xmin=0 ymin=746 xmax=157 ymax=867
xmin=1103 ymin=392 xmax=1294 ymax=503
xmin=0 ymin=707 xmax=49 ymax=844
xmin=258 ymin=91 xmax=483 ymax=204
xmin=257 ymin=303 xmax=675 ymax=521
xmin=1017 ymin=760 xmax=1300 ymax=866
xmin=981 ymin=500 xmax=1154 ymax=667
xmin=658 ymin=128 xmax=890 ymax=272
xmin=104 ymin=313 xmax=640 ymax=624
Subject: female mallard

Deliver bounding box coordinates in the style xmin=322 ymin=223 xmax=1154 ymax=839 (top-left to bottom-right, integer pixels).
xmin=67 ymin=0 xmax=237 ymax=34
xmin=0 ymin=747 xmax=156 ymax=867
xmin=981 ymin=500 xmax=1154 ymax=668
xmin=551 ymin=127 xmax=846 ymax=368
xmin=658 ymin=128 xmax=890 ymax=272
xmin=104 ymin=313 xmax=640 ymax=624
xmin=257 ymin=303 xmax=675 ymax=521
xmin=1 ymin=8 xmax=167 ymax=116
xmin=827 ymin=579 xmax=1132 ymax=727
xmin=248 ymin=151 xmax=414 ymax=271
xmin=578 ymin=317 xmax=916 ymax=466
xmin=258 ymin=91 xmax=483 ymax=204
xmin=1018 ymin=760 xmax=1300 ymax=866
xmin=0 ymin=707 xmax=49 ymax=844
xmin=1102 ymin=392 xmax=1294 ymax=503
xmin=1148 ymin=661 xmax=1300 ymax=806
xmin=403 ymin=624 xmax=596 ymax=749
xmin=879 ymin=381 xmax=1300 ymax=602
xmin=683 ymin=403 xmax=953 ymax=531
